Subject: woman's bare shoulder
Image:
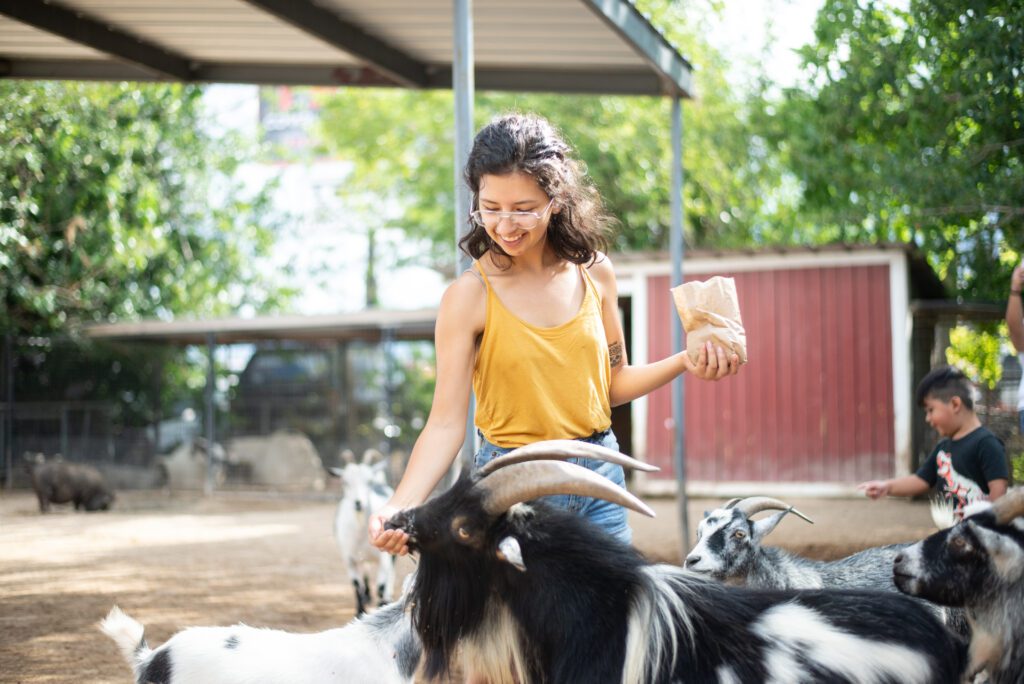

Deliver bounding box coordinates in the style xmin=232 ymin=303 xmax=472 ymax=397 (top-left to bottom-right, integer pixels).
xmin=437 ymin=269 xmax=487 ymax=333
xmin=586 ymin=252 xmax=617 ymax=290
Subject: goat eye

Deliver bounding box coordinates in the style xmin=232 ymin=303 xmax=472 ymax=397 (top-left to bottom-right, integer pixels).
xmin=457 ymin=527 xmax=471 ymax=540
xmin=733 ymin=530 xmax=746 ymax=540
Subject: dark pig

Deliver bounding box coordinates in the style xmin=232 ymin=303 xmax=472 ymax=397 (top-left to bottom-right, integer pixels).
xmin=24 ymin=453 xmax=115 ymax=512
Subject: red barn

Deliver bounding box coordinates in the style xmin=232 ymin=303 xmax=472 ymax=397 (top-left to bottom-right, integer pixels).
xmin=610 ymin=244 xmax=946 ymax=496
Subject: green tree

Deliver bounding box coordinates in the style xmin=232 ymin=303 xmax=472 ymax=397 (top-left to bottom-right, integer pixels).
xmin=0 ymin=81 xmax=295 ymax=335
xmin=316 ymin=0 xmax=779 ymax=274
xmin=763 ymin=0 xmax=1023 ymax=300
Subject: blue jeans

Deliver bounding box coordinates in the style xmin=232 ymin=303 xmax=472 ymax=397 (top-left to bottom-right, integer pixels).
xmin=474 ymin=429 xmax=632 ymax=544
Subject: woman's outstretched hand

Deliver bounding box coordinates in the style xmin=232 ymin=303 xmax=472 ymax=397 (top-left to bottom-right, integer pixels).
xmin=369 ymin=503 xmax=410 ymax=556
xmin=686 ymin=340 xmax=741 ymax=380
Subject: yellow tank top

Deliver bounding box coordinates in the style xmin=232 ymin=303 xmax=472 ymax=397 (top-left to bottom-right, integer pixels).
xmin=472 ymin=261 xmax=612 ymax=448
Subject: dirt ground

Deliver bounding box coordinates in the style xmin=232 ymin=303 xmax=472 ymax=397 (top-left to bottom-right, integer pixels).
xmin=0 ymin=486 xmax=941 ymax=683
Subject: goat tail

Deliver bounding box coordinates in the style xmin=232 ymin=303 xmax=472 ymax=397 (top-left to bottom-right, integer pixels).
xmin=99 ymin=605 xmax=151 ymax=669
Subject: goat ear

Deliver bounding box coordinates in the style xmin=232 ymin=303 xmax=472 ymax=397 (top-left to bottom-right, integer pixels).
xmin=327 ymin=467 xmax=344 ymax=478
xmin=496 ymin=536 xmax=526 ymax=572
xmin=752 ymin=510 xmax=791 ymax=543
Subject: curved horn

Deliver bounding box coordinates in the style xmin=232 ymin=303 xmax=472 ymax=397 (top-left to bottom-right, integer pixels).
xmin=477 ymin=439 xmax=658 ymax=478
xmin=722 ymin=498 xmax=743 ymax=509
xmin=478 ymin=460 xmax=655 ymax=518
xmin=735 ymin=496 xmax=814 ymax=524
xmin=992 ymin=488 xmax=1024 ymax=526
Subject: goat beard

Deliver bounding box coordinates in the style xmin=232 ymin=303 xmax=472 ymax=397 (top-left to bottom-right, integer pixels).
xmin=411 ymin=552 xmax=498 ymax=680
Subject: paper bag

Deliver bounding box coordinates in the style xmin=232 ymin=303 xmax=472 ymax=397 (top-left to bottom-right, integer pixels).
xmin=670 ymin=276 xmax=748 ymax=365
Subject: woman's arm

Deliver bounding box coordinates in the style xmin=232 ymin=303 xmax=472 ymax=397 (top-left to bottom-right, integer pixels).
xmin=369 ymin=273 xmax=485 ymax=554
xmin=1007 ymin=263 xmax=1024 ymax=352
xmin=589 ymin=255 xmax=740 ymax=408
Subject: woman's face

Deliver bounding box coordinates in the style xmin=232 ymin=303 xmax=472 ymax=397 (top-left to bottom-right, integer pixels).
xmin=477 ymin=171 xmax=557 ymax=257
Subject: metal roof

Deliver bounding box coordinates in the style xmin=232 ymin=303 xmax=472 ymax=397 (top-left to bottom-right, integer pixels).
xmin=0 ymin=0 xmax=694 ymax=96
xmin=85 ymin=307 xmax=439 ymax=345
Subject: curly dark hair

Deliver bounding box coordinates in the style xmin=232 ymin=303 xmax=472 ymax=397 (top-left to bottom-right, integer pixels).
xmin=458 ymin=113 xmax=614 ymax=268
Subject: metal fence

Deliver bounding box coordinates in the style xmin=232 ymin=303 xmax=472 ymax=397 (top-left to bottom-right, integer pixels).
xmin=1 ymin=333 xmax=434 ymax=492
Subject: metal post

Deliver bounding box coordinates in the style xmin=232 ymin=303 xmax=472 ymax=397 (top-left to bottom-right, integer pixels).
xmin=204 ymin=332 xmax=216 ymax=495
xmin=453 ymin=0 xmax=476 ymax=470
xmin=669 ymin=96 xmax=691 ymax=558
xmin=3 ymin=333 xmax=12 ymax=490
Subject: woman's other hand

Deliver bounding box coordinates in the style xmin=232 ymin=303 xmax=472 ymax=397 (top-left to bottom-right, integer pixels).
xmin=369 ymin=503 xmax=410 ymax=556
xmin=686 ymin=341 xmax=741 ymax=380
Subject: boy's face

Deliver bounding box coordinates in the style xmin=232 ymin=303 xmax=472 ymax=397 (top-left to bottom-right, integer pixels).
xmin=922 ymin=395 xmax=960 ymax=437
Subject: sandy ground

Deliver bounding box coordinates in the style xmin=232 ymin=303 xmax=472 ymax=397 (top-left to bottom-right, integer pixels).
xmin=0 ymin=487 xmax=941 ymax=683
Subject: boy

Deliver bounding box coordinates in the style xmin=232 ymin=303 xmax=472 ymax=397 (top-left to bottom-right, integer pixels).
xmin=858 ymin=365 xmax=1009 ymax=517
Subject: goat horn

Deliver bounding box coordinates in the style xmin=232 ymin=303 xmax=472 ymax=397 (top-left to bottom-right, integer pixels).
xmin=734 ymin=496 xmax=814 ymax=524
xmin=477 ymin=439 xmax=658 ymax=478
xmin=723 ymin=498 xmax=743 ymax=509
xmin=478 ymin=460 xmax=655 ymax=519
xmin=991 ymin=488 xmax=1024 ymax=526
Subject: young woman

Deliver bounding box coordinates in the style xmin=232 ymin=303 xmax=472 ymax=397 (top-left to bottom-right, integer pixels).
xmin=370 ymin=113 xmax=740 ymax=553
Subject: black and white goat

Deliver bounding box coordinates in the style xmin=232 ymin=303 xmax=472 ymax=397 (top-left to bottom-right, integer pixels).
xmin=331 ymin=448 xmax=396 ymax=614
xmin=386 ymin=440 xmax=968 ymax=683
xmin=685 ymin=496 xmax=912 ymax=591
xmin=894 ymin=488 xmax=1024 ymax=683
xmin=99 ymin=597 xmax=420 ymax=684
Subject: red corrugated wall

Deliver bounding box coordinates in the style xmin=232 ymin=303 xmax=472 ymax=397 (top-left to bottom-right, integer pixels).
xmin=645 ymin=265 xmax=894 ymax=482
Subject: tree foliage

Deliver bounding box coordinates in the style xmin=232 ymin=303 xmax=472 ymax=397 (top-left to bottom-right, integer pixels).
xmin=0 ymin=81 xmax=294 ymax=335
xmin=763 ymin=0 xmax=1023 ymax=300
xmin=316 ymin=0 xmax=778 ymax=274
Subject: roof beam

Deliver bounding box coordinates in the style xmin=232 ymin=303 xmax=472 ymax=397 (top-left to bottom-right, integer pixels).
xmin=0 ymin=0 xmax=196 ymax=80
xmin=2 ymin=59 xmax=672 ymax=96
xmin=240 ymin=0 xmax=429 ymax=88
xmin=581 ymin=0 xmax=694 ymax=98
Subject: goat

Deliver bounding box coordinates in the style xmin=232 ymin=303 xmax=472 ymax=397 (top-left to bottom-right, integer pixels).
xmin=99 ymin=598 xmax=420 ymax=684
xmin=331 ymin=447 xmax=395 ymax=614
xmin=385 ymin=439 xmax=968 ymax=683
xmin=685 ymin=496 xmax=966 ymax=634
xmin=894 ymin=488 xmax=1024 ymax=683
xmin=686 ymin=496 xmax=915 ymax=591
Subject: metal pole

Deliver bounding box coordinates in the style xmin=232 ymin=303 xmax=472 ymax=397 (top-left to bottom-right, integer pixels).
xmin=453 ymin=0 xmax=476 ymax=470
xmin=669 ymin=96 xmax=691 ymax=558
xmin=204 ymin=332 xmax=216 ymax=495
xmin=3 ymin=333 xmax=12 ymax=490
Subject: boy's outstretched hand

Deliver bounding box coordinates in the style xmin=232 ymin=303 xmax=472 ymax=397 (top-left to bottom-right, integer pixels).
xmin=857 ymin=480 xmax=890 ymax=499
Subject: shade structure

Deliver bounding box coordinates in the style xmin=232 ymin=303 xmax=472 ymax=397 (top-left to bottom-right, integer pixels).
xmin=0 ymin=0 xmax=693 ymax=96
xmin=1 ymin=0 xmax=697 ymax=553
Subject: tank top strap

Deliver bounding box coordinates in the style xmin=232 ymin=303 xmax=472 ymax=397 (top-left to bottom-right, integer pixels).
xmin=580 ymin=263 xmax=601 ymax=306
xmin=472 ymin=260 xmax=493 ymax=292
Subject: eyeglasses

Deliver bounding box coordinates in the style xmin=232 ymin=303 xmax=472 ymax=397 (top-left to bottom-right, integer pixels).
xmin=470 ymin=198 xmax=555 ymax=230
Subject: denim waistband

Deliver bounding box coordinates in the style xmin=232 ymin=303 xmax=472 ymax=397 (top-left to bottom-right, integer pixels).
xmin=477 ymin=427 xmax=612 ymax=446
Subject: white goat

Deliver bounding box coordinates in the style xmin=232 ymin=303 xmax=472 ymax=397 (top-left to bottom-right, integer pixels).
xmin=331 ymin=447 xmax=395 ymax=614
xmin=99 ymin=599 xmax=420 ymax=684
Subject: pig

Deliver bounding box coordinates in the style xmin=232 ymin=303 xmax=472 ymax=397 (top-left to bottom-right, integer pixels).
xmin=24 ymin=453 xmax=115 ymax=513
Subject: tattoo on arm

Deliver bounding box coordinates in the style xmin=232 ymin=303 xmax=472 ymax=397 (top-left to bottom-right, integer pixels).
xmin=608 ymin=341 xmax=623 ymax=368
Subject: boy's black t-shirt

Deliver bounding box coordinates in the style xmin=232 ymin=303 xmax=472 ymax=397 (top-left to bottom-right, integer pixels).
xmin=915 ymin=425 xmax=1009 ymax=512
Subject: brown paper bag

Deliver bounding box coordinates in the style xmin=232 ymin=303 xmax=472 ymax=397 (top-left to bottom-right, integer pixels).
xmin=670 ymin=276 xmax=748 ymax=365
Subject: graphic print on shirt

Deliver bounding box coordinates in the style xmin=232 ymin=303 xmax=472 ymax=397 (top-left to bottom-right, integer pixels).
xmin=935 ymin=449 xmax=985 ymax=514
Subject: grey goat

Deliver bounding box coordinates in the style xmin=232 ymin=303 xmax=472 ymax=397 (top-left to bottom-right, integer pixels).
xmin=685 ymin=496 xmax=909 ymax=590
